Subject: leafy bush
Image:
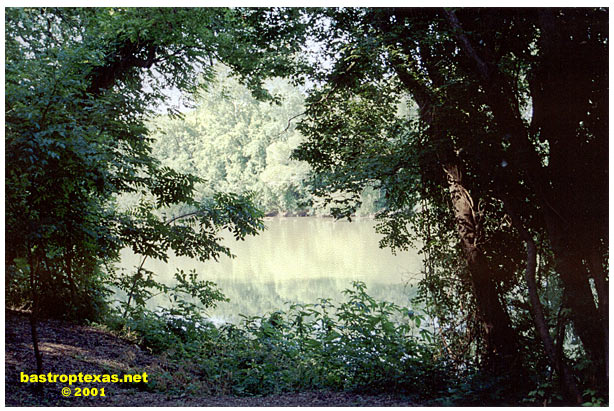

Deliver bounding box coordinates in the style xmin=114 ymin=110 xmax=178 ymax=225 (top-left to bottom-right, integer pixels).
xmin=7 ymin=256 xmax=112 ymax=322
xmin=111 ymin=281 xmax=455 ymax=399
xmin=108 ymin=278 xmax=603 ymax=405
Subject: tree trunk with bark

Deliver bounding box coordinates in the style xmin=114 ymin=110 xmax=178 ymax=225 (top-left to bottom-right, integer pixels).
xmin=27 ymin=248 xmax=43 ymax=393
xmin=444 ymin=164 xmax=519 ymax=371
xmin=443 ymin=8 xmax=608 ymax=383
xmin=390 ymin=55 xmax=522 ymax=372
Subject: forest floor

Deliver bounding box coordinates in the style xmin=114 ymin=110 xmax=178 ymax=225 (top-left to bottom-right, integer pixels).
xmin=5 ymin=310 xmax=417 ymax=406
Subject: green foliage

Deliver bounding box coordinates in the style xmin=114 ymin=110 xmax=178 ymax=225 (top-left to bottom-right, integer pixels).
xmin=581 ymin=389 xmax=607 ymax=407
xmin=112 ymin=266 xmax=230 ymax=317
xmin=7 ymin=256 xmax=112 ymax=320
xmin=521 ymin=380 xmax=564 ymax=406
xmin=146 ymin=65 xmax=387 ymax=217
xmin=5 ymin=7 xmax=303 ymax=320
xmin=113 ymin=282 xmax=453 ymax=399
xmin=147 ymin=66 xmax=311 ymax=215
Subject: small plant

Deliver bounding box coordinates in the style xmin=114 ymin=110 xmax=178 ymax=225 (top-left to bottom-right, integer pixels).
xmin=582 ymin=389 xmax=606 ymax=407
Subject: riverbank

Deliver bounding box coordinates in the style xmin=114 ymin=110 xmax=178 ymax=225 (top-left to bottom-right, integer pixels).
xmin=263 ymin=210 xmax=378 ymax=219
xmin=6 ymin=310 xmax=417 ymax=406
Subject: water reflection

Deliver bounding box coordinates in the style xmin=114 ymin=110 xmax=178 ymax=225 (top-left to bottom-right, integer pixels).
xmin=119 ymin=217 xmax=423 ymax=322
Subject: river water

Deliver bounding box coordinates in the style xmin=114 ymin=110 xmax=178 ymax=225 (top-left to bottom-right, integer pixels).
xmin=118 ymin=217 xmax=423 ymax=323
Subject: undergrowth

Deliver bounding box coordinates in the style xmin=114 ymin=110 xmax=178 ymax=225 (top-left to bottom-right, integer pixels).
xmin=105 ymin=281 xmax=588 ymax=405
xmin=107 ymin=281 xmax=458 ymax=401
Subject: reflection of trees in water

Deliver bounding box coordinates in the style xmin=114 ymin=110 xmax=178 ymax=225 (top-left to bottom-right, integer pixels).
xmin=141 ymin=276 xmax=419 ymax=324
xmin=122 ymin=218 xmax=423 ymax=322
xmin=207 ymin=278 xmax=418 ymax=323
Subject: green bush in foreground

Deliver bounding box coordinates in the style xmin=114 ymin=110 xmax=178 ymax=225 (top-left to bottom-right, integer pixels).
xmin=110 ymin=280 xmax=599 ymax=405
xmin=110 ymin=281 xmax=455 ymax=400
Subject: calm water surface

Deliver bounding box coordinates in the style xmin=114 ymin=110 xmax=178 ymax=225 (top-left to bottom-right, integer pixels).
xmin=119 ymin=217 xmax=423 ymax=323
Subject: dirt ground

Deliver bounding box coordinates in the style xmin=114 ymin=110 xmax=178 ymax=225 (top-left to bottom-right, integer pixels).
xmin=5 ymin=310 xmax=417 ymax=406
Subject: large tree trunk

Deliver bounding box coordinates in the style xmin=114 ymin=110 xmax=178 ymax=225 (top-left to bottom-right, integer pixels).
xmin=389 ymin=42 xmax=521 ymax=373
xmin=443 ymin=164 xmax=519 ymax=371
xmin=532 ymin=9 xmax=607 ymax=378
xmin=546 ymin=229 xmax=606 ymax=374
xmin=391 ymin=57 xmax=520 ymax=371
xmin=443 ymin=9 xmax=607 ymax=382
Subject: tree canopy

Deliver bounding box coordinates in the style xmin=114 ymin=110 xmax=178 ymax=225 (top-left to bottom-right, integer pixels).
xmin=5 ymin=6 xmax=309 ymax=375
xmin=286 ymin=7 xmax=608 ymax=401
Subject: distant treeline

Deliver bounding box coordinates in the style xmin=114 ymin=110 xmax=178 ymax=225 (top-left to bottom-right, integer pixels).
xmin=142 ymin=66 xmax=384 ymax=217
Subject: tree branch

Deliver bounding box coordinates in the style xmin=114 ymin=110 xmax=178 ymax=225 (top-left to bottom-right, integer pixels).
xmin=442 ymin=8 xmax=491 ymax=83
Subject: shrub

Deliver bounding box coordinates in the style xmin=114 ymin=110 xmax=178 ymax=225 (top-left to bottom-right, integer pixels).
xmin=114 ymin=281 xmax=453 ymax=399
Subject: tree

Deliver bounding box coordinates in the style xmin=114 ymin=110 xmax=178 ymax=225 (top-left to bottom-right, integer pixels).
xmin=5 ymin=7 xmax=309 ymax=376
xmin=440 ymin=8 xmax=608 ymax=380
xmin=147 ymin=65 xmax=312 ymax=215
xmin=287 ymin=7 xmax=607 ymax=400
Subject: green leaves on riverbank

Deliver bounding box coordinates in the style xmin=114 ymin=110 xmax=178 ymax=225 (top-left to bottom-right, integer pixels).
xmin=111 ymin=282 xmax=453 ymax=400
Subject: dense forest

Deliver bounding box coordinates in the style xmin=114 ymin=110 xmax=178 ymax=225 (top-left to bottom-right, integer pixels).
xmin=144 ymin=66 xmax=385 ymax=217
xmin=5 ymin=7 xmax=608 ymax=406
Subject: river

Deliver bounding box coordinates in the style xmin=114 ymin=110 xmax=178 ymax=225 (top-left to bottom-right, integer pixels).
xmin=118 ymin=217 xmax=423 ymax=323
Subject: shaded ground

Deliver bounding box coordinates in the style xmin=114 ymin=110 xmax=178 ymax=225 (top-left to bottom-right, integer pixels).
xmin=6 ymin=310 xmax=417 ymax=406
